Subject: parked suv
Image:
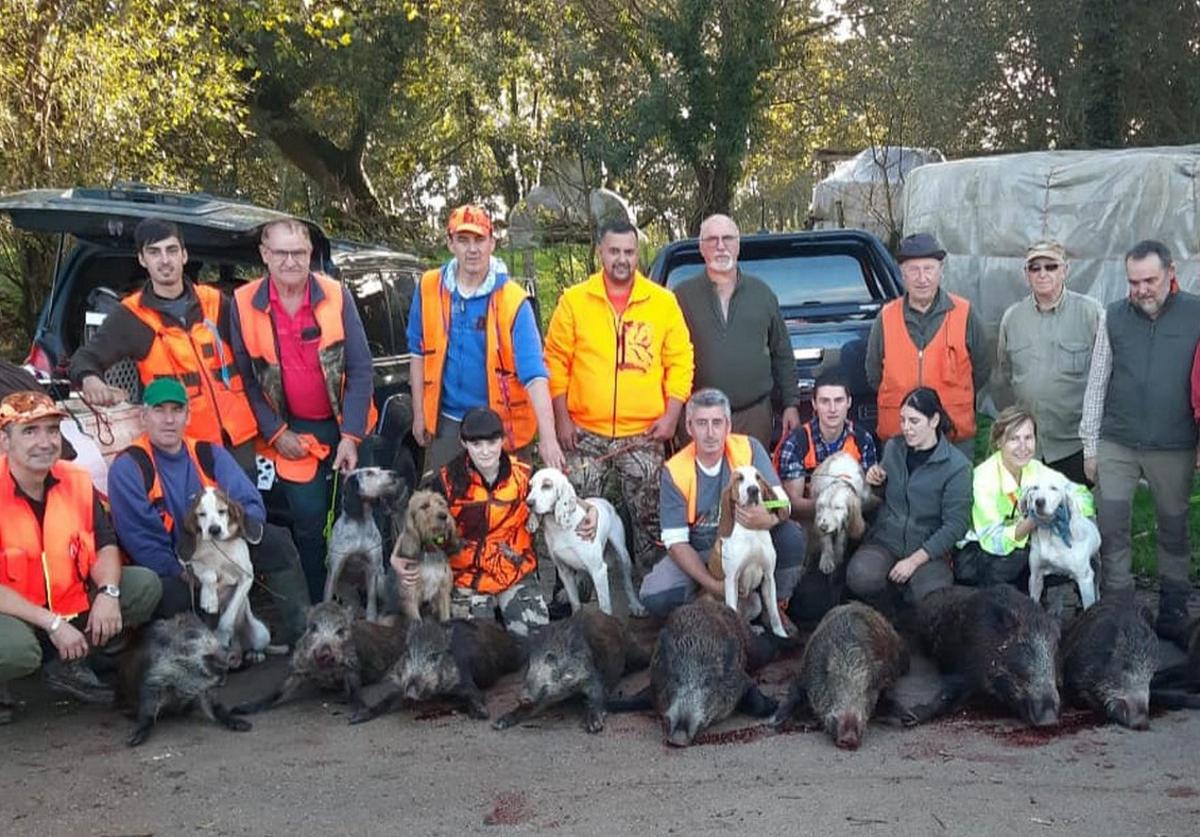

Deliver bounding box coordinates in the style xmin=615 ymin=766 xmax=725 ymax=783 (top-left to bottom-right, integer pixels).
xmin=647 ymin=229 xmax=903 ymax=434
xmin=0 ymin=185 xmax=424 ymax=483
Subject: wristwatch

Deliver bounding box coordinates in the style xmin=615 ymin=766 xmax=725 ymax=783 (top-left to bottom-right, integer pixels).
xmin=98 ymin=584 xmax=121 ymax=600
xmin=46 ymin=614 xmax=63 ymax=634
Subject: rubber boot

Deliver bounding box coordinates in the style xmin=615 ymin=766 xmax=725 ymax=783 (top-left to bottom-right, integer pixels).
xmin=1155 ymin=583 xmax=1193 ymax=649
xmin=264 ymin=565 xmax=312 ymax=647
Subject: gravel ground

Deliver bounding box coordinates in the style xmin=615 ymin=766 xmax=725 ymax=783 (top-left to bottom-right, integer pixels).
xmin=2 ymin=614 xmax=1198 ymax=837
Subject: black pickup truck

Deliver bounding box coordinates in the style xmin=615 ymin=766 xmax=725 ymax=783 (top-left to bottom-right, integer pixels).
xmin=647 ymin=229 xmax=903 ymax=432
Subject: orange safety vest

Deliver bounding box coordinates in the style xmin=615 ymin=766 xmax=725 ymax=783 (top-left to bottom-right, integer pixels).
xmin=439 ymin=457 xmax=536 ymax=595
xmin=0 ymin=458 xmax=97 ymax=616
xmin=122 ymin=285 xmax=258 ymax=446
xmin=118 ymin=434 xmax=218 ymax=534
xmin=801 ymin=423 xmax=864 ymax=471
xmin=234 ymin=274 xmax=378 ymax=437
xmin=418 ymin=270 xmax=537 ymax=451
xmin=876 ymin=294 xmax=976 ymax=442
xmin=664 ymin=434 xmax=754 ymax=525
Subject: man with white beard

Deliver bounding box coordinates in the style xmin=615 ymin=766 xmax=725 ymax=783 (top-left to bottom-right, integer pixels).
xmin=673 ymin=214 xmax=800 ymax=448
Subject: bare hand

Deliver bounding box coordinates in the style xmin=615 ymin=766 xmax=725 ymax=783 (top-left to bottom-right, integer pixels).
xmin=735 ymin=504 xmax=776 ymax=531
xmin=412 ymin=412 xmax=431 ymax=447
xmin=865 ymin=464 xmax=887 ymax=486
xmin=86 ymin=594 xmax=123 ymax=646
xmin=888 ymin=554 xmax=925 ymax=584
xmin=575 ymin=503 xmax=598 ymax=542
xmin=332 ymin=437 xmax=358 ymax=474
xmin=274 ymin=430 xmax=307 ymax=460
xmin=390 ymin=555 xmax=420 ymax=588
xmin=49 ymin=620 xmax=90 ymax=661
xmin=645 ymin=414 xmax=677 ymax=442
xmin=780 ymin=406 xmax=801 ymax=440
xmin=539 ymin=435 xmax=567 ymax=471
xmin=80 ymin=375 xmax=127 ymax=407
xmin=556 ymin=414 xmax=579 ymax=452
xmin=1083 ymin=456 xmax=1097 ymax=483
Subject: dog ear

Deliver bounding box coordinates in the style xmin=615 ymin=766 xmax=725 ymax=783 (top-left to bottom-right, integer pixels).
xmin=846 ymin=487 xmax=867 ymax=539
xmin=553 ymin=477 xmax=576 ymax=528
xmin=395 ymin=504 xmax=422 ymax=558
xmin=223 ymin=491 xmax=246 ymax=536
xmin=718 ymin=477 xmax=737 ymax=539
xmin=755 ymin=472 xmax=774 ymax=506
xmin=342 ymin=472 xmax=365 ymax=519
xmin=1018 ymin=486 xmax=1032 ymax=517
xmin=182 ymin=493 xmax=202 ymax=535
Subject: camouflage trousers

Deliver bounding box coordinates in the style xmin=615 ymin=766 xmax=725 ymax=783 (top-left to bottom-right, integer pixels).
xmin=566 ymin=429 xmax=664 ymax=575
xmin=450 ymin=574 xmax=549 ymax=637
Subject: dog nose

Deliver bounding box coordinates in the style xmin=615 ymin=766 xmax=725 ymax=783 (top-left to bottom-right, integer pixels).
xmin=437 ymin=511 xmax=449 ymax=521
xmin=208 ymin=524 xmax=223 ymax=537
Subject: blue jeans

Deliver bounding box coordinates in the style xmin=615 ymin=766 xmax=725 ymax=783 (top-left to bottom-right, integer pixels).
xmin=641 ymin=520 xmax=806 ymax=618
xmin=280 ymin=417 xmax=341 ymax=603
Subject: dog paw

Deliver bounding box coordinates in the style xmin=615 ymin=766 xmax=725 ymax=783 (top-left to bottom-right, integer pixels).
xmin=584 ymin=711 xmax=606 ymax=734
xmin=628 ymin=602 xmax=648 ymax=618
xmin=818 ymin=555 xmax=836 ymax=575
xmin=243 ymin=650 xmax=266 ymax=666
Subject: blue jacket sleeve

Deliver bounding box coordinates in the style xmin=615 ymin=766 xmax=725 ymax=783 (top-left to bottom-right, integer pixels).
xmin=229 ymin=300 xmax=287 ymax=441
xmin=211 ymin=445 xmax=266 ymax=524
xmin=339 ymin=286 xmax=376 ymax=439
xmin=107 ymin=454 xmax=182 ymax=577
xmin=511 ymin=298 xmax=549 ymax=385
xmin=406 ymin=280 xmax=425 ymax=357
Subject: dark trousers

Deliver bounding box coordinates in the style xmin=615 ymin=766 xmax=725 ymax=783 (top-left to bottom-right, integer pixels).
xmin=953 ymin=542 xmax=1030 ymax=588
xmin=279 ymin=417 xmax=341 ymax=604
xmin=1045 ymin=450 xmax=1090 ymax=488
xmin=846 ymin=542 xmax=954 ymax=609
xmin=155 ymin=523 xmax=311 ymax=644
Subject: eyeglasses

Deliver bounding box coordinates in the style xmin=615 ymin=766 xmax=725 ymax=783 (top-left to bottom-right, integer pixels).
xmin=263 ymin=247 xmax=311 ymax=264
xmin=1025 ymin=262 xmax=1062 ymax=273
xmin=699 ymin=234 xmax=738 ymax=247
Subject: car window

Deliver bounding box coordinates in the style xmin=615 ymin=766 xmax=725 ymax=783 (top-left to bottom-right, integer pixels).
xmin=665 ymin=253 xmax=874 ymax=306
xmin=343 ymin=271 xmax=395 ymax=356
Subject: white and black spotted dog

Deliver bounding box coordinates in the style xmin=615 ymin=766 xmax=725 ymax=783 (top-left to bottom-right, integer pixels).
xmin=183 ymin=487 xmax=271 ymax=665
xmin=324 ymin=467 xmax=403 ymax=622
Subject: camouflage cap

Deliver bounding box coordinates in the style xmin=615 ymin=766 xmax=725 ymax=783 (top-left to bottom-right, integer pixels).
xmin=0 ymin=391 xmax=67 ymax=430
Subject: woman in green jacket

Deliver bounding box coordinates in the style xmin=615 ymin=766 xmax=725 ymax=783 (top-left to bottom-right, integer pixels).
xmin=955 ymin=406 xmax=1094 ymax=588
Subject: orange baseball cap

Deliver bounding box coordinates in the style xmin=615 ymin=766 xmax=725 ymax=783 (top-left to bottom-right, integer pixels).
xmin=447 ymin=204 xmax=493 ymax=237
xmin=273 ymin=433 xmax=331 ymax=483
xmin=0 ymin=391 xmax=67 ymax=430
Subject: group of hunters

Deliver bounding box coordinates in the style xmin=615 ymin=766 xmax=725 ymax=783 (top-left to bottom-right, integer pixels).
xmin=1 ymin=202 xmax=1197 ymax=727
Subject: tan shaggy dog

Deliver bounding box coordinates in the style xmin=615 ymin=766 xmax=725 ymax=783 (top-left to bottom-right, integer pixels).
xmin=392 ymin=489 xmax=463 ymax=622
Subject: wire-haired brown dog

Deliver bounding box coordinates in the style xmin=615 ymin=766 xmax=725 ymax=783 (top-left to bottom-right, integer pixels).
xmin=391 ymin=489 xmax=463 ymax=622
xmin=183 ymin=486 xmax=271 ymax=665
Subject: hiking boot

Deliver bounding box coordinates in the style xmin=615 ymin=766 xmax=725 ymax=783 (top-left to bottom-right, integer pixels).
xmin=1155 ymin=587 xmax=1193 ymax=649
xmin=43 ymin=658 xmax=115 ymax=705
xmin=0 ymin=683 xmax=15 ymax=725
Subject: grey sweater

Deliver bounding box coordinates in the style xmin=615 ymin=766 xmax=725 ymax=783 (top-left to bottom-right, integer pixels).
xmin=674 ymin=270 xmax=799 ymax=411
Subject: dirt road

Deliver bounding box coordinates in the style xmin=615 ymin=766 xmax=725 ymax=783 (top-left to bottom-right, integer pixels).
xmin=3 ymin=638 xmax=1198 ymax=837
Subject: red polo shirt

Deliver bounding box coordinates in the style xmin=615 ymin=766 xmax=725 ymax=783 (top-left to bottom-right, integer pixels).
xmin=268 ymin=279 xmax=334 ymax=421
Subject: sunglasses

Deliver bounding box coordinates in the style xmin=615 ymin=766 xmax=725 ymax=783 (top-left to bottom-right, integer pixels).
xmin=1025 ymin=262 xmax=1062 ymax=273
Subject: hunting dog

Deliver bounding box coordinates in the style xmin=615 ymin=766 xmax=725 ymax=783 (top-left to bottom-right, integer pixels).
xmin=1020 ymin=474 xmax=1101 ymax=610
xmin=324 ymin=467 xmax=402 ymax=622
xmin=809 ymin=451 xmax=870 ymax=575
xmin=708 ymin=465 xmax=788 ymax=638
xmin=392 ymin=489 xmax=462 ymax=622
xmin=526 ymin=467 xmax=647 ymax=617
xmin=183 ymin=486 xmax=271 ymax=664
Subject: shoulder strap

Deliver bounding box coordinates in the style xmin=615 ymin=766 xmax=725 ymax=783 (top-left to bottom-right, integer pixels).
xmin=124 ymin=446 xmax=156 ymax=494
xmin=194 ymin=441 xmax=218 ymax=481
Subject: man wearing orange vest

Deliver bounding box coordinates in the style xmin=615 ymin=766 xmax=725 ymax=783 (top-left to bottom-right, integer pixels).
xmin=0 ymin=391 xmax=161 ymax=725
xmin=107 ymin=379 xmax=310 ymax=645
xmin=70 ymin=218 xmax=260 ymax=471
xmin=407 ymin=204 xmax=563 ymax=476
xmin=778 ymin=370 xmax=879 ymax=519
xmin=544 ymin=218 xmax=695 ymax=575
xmin=866 ymin=232 xmax=990 ymax=460
xmin=230 ymin=218 xmax=376 ymax=602
xmin=639 ymin=388 xmax=803 ymax=624
xmin=394 ymin=408 xmax=554 ymax=636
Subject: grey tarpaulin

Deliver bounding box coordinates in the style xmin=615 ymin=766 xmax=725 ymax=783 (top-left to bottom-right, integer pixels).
xmin=902 ymin=145 xmax=1200 ymax=411
xmin=903 ymin=144 xmax=1200 ymax=327
xmin=811 ymin=146 xmax=945 ymax=245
